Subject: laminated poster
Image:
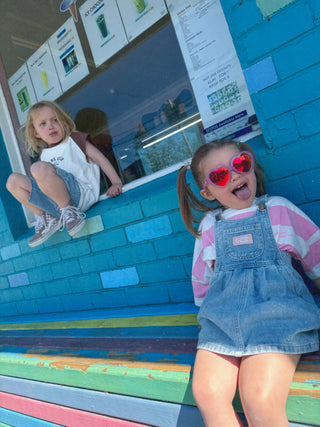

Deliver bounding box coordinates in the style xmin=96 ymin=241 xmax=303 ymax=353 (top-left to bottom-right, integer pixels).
xmin=48 ymin=17 xmax=89 ymax=92
xmin=8 ymin=64 xmax=37 ymax=125
xmin=167 ymin=0 xmax=256 ymax=140
xmin=116 ymin=0 xmax=167 ymax=42
xmin=27 ymin=42 xmax=63 ymax=102
xmin=80 ymin=0 xmax=128 ymax=68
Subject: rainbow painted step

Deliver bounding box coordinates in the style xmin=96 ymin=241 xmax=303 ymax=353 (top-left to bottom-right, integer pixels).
xmin=0 ymin=303 xmax=319 ymax=426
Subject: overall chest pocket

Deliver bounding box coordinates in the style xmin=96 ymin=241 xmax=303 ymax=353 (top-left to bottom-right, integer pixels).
xmin=223 ymin=224 xmax=264 ymax=261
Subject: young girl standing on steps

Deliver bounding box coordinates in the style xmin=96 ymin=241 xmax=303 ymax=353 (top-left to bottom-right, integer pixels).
xmin=177 ymin=139 xmax=320 ymax=427
xmin=6 ymin=101 xmax=122 ymax=247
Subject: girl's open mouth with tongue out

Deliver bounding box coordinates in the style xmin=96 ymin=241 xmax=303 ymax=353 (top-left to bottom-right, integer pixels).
xmin=232 ymin=183 xmax=252 ymax=201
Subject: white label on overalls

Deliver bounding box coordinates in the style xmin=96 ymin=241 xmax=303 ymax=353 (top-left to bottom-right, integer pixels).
xmin=233 ymin=234 xmax=253 ymax=246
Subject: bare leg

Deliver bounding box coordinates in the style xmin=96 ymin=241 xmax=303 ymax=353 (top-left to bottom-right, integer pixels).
xmin=192 ymin=349 xmax=244 ymax=427
xmin=239 ymin=353 xmax=300 ymax=427
xmin=30 ymin=161 xmax=71 ymax=208
xmin=6 ymin=172 xmax=43 ymax=215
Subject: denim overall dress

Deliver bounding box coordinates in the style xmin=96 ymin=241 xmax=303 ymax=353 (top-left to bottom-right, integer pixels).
xmin=197 ymin=196 xmax=320 ymax=356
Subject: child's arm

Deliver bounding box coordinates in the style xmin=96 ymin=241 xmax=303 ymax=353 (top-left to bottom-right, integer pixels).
xmin=85 ymin=141 xmax=122 ymax=197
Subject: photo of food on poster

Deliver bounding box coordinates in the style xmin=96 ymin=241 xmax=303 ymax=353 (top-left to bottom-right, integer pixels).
xmin=116 ymin=0 xmax=167 ymax=42
xmin=48 ymin=17 xmax=89 ymax=92
xmin=167 ymin=0 xmax=257 ymax=139
xmin=8 ymin=64 xmax=38 ymax=125
xmin=80 ymin=0 xmax=128 ymax=68
xmin=27 ymin=42 xmax=63 ymax=102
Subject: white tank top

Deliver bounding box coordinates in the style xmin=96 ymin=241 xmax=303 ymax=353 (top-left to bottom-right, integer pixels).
xmin=40 ymin=135 xmax=100 ymax=212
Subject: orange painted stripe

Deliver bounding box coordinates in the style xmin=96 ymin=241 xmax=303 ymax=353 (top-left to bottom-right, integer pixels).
xmin=0 ymin=392 xmax=149 ymax=427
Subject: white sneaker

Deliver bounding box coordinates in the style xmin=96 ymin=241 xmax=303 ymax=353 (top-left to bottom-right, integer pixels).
xmin=60 ymin=205 xmax=86 ymax=236
xmin=29 ymin=213 xmax=60 ymax=247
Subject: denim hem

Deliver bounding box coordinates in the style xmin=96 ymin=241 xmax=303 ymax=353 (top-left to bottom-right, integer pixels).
xmin=197 ymin=341 xmax=319 ymax=356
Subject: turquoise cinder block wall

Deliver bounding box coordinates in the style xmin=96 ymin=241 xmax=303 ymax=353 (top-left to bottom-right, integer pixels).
xmin=0 ymin=0 xmax=319 ymax=319
xmin=221 ymin=0 xmax=320 ymax=222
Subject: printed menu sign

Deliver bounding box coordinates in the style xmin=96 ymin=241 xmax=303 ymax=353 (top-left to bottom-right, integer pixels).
xmin=27 ymin=42 xmax=63 ymax=102
xmin=48 ymin=17 xmax=89 ymax=92
xmin=167 ymin=0 xmax=256 ymax=140
xmin=116 ymin=0 xmax=167 ymax=42
xmin=80 ymin=0 xmax=128 ymax=67
xmin=9 ymin=64 xmax=37 ymax=125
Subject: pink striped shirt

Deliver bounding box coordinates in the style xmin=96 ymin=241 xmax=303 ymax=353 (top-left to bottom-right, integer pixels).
xmin=192 ymin=196 xmax=320 ymax=306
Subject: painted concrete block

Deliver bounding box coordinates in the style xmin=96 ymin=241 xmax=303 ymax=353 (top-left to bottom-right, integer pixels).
xmin=100 ymin=267 xmax=140 ymax=288
xmin=31 ymin=248 xmax=61 ymax=266
xmin=0 ymin=277 xmax=9 ymax=290
xmin=225 ymin=1 xmax=262 ymax=36
xmin=170 ymin=211 xmax=186 ymax=233
xmin=256 ymin=0 xmax=296 ymax=18
xmin=8 ymin=272 xmax=29 ymax=288
xmin=79 ymin=251 xmax=115 ymax=274
xmin=69 ymin=273 xmax=102 ymax=293
xmin=154 ymin=233 xmax=195 ymax=258
xmin=0 ymin=302 xmax=18 ymax=317
xmin=28 ymin=266 xmax=53 ymax=285
xmin=12 ymin=254 xmax=35 ymax=272
xmin=16 ymin=300 xmax=38 ymax=315
xmin=1 ymin=288 xmax=23 ymax=303
xmin=240 ymin=3 xmax=313 ymax=63
xmin=141 ymin=189 xmax=179 ymax=217
xmin=0 ymin=243 xmax=21 ymax=261
xmin=167 ymin=281 xmax=194 ymax=303
xmin=244 ymin=57 xmax=278 ymax=94
xmin=266 ymin=176 xmax=305 ymax=205
xmin=126 ymin=216 xmax=172 ymax=243
xmin=257 ymin=64 xmax=320 ymax=119
xmin=101 ymin=202 xmax=143 ymax=229
xmin=273 ymin=30 xmax=320 ymax=79
xmin=113 ymin=242 xmax=156 ymax=267
xmin=22 ymin=284 xmax=46 ymax=300
xmin=59 ymin=240 xmax=91 ymax=260
xmin=262 ymin=113 xmax=299 ymax=149
xmin=73 ymin=215 xmax=104 ymax=238
xmin=62 ymin=293 xmax=95 ymax=311
xmin=300 ymin=170 xmax=320 ymax=200
xmin=126 ymin=284 xmax=169 ymax=306
xmin=294 ymin=99 xmax=320 ymax=137
xmin=301 ymin=200 xmax=320 ymax=227
xmin=90 ymin=289 xmax=128 ymax=309
xmin=37 ymin=297 xmax=64 ymax=314
xmin=51 ymin=260 xmax=81 ymax=280
xmin=137 ymin=258 xmax=186 ymax=283
xmin=90 ymin=228 xmax=127 ymax=252
xmin=43 ymin=279 xmax=72 ymax=297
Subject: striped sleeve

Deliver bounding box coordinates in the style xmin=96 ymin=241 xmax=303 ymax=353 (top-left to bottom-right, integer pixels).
xmin=192 ymin=214 xmax=216 ymax=306
xmin=268 ymin=197 xmax=320 ymax=280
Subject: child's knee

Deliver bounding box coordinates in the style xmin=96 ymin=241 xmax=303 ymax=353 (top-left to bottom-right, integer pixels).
xmin=6 ymin=173 xmax=20 ymax=192
xmin=30 ymin=161 xmax=53 ymax=180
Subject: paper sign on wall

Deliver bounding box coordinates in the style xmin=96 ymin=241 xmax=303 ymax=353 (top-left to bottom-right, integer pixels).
xmin=167 ymin=0 xmax=257 ymax=140
xmin=116 ymin=0 xmax=167 ymax=42
xmin=8 ymin=64 xmax=38 ymax=125
xmin=27 ymin=42 xmax=63 ymax=102
xmin=80 ymin=0 xmax=128 ymax=68
xmin=48 ymin=17 xmax=89 ymax=92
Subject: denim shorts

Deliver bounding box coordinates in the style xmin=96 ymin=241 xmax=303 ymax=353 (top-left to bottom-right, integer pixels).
xmin=28 ymin=167 xmax=81 ymax=218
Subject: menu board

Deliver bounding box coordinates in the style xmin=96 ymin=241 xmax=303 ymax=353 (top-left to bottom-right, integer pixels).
xmin=27 ymin=42 xmax=62 ymax=102
xmin=80 ymin=0 xmax=128 ymax=67
xmin=116 ymin=0 xmax=167 ymax=42
xmin=167 ymin=0 xmax=256 ymax=140
xmin=48 ymin=17 xmax=89 ymax=92
xmin=8 ymin=64 xmax=38 ymax=125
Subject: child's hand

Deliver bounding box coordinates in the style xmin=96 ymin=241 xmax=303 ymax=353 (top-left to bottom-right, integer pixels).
xmin=106 ymin=183 xmax=122 ymax=198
